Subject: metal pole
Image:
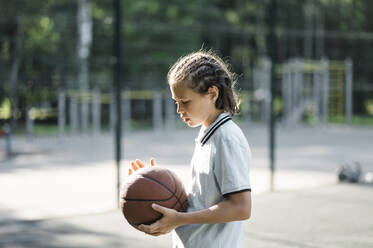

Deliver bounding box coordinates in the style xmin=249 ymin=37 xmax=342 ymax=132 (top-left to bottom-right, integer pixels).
xmin=113 ymin=0 xmax=122 ymax=208
xmin=345 ymin=58 xmax=353 ymax=125
xmin=152 ymin=91 xmax=162 ymax=131
xmin=58 ymin=90 xmax=66 ymax=137
xmin=313 ymin=72 xmax=321 ymax=125
xmin=321 ymin=58 xmax=329 ymax=127
xmin=92 ymin=89 xmax=101 ymax=134
xmin=268 ymin=0 xmax=277 ymax=192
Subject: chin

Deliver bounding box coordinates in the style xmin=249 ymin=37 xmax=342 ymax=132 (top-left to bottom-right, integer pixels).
xmin=188 ymin=121 xmax=201 ymax=128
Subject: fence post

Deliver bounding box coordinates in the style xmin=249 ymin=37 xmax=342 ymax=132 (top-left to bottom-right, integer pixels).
xmin=92 ymin=89 xmax=101 ymax=134
xmin=321 ymin=58 xmax=329 ymax=127
xmin=153 ymin=91 xmax=162 ymax=130
xmin=244 ymin=91 xmax=251 ymax=123
xmin=70 ymin=95 xmax=78 ymax=134
xmin=26 ymin=106 xmax=34 ymax=137
xmin=281 ymin=63 xmax=290 ymax=123
xmin=122 ymin=89 xmax=131 ymax=132
xmin=110 ymin=94 xmax=115 ymax=132
xmin=290 ymin=69 xmax=297 ymax=124
xmin=262 ymin=57 xmax=271 ymax=123
xmin=313 ymin=71 xmax=321 ymax=125
xmin=81 ymin=90 xmax=89 ymax=134
xmin=296 ymin=59 xmax=304 ymax=111
xmin=165 ymin=92 xmax=175 ymax=130
xmin=58 ymin=90 xmax=66 ymax=137
xmin=345 ymin=58 xmax=353 ymax=125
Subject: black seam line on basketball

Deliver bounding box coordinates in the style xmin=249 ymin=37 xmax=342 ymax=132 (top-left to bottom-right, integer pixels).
xmin=165 ymin=170 xmax=184 ymax=211
xmin=141 ymin=173 xmax=179 ymax=201
xmin=176 ymin=190 xmax=187 ymax=212
xmin=200 ymin=115 xmax=230 ymax=144
xmin=123 ymin=176 xmax=176 ymax=202
xmin=179 ymin=198 xmax=188 ymax=211
xmin=170 ymin=189 xmax=182 ymax=210
xmin=166 ymin=170 xmax=186 ymax=211
xmin=201 ymin=117 xmax=232 ymax=146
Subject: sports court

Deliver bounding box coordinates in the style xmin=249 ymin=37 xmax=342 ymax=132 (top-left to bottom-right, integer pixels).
xmin=1 ymin=0 xmax=373 ymax=247
xmin=1 ymin=124 xmax=373 ymax=247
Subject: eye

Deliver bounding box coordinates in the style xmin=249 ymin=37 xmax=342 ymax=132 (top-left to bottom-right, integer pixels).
xmin=174 ymin=100 xmax=190 ymax=105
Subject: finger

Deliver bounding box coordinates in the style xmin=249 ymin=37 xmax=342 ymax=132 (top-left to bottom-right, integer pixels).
xmin=150 ymin=158 xmax=155 ymax=166
xmin=136 ymin=159 xmax=145 ymax=168
xmin=138 ymin=224 xmax=147 ymax=232
xmin=150 ymin=232 xmax=163 ymax=236
xmin=152 ymin=203 xmax=168 ymax=214
xmin=131 ymin=161 xmax=139 ymax=171
xmin=138 ymin=224 xmax=155 ymax=234
xmin=145 ymin=231 xmax=163 ymax=236
xmin=128 ymin=169 xmax=133 ymax=175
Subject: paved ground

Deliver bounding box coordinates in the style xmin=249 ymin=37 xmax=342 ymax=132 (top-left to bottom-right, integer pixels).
xmin=0 ymin=124 xmax=373 ymax=247
xmin=2 ymin=123 xmax=373 ymax=173
xmin=1 ymin=183 xmax=372 ymax=248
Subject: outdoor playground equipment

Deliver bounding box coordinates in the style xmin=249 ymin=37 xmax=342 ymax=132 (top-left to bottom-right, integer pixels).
xmin=22 ymin=89 xmax=178 ymax=136
xmin=252 ymin=57 xmax=353 ymax=126
xmin=19 ymin=56 xmax=353 ymax=136
xmin=54 ymin=89 xmax=176 ymax=135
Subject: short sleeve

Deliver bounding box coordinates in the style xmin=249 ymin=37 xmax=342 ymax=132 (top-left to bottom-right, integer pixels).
xmin=213 ymin=138 xmax=251 ymax=196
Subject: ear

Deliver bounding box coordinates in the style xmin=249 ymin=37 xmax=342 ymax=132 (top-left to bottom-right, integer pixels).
xmin=207 ymin=85 xmax=219 ymax=103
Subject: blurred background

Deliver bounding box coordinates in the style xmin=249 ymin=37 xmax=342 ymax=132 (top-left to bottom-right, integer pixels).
xmin=1 ymin=0 xmax=373 ymax=133
xmin=0 ymin=0 xmax=373 ymax=247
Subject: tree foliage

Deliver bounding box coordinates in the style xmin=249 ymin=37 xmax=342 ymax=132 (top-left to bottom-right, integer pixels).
xmin=0 ymin=0 xmax=372 ymax=115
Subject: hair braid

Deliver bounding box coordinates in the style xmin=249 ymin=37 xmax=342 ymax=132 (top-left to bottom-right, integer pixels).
xmin=167 ymin=50 xmax=240 ymax=115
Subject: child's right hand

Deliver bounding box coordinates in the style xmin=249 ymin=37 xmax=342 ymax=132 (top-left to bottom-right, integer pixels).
xmin=128 ymin=158 xmax=155 ymax=175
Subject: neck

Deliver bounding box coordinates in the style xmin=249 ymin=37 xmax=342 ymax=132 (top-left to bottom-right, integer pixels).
xmin=203 ymin=109 xmax=224 ymax=128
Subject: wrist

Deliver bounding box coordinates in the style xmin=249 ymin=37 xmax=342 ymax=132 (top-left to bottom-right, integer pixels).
xmin=176 ymin=211 xmax=189 ymax=227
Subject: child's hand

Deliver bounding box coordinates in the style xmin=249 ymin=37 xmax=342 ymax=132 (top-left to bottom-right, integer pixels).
xmin=138 ymin=204 xmax=182 ymax=236
xmin=128 ymin=158 xmax=155 ymax=175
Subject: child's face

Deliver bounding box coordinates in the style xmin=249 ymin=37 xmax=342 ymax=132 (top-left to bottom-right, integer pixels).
xmin=170 ymin=82 xmax=220 ymax=128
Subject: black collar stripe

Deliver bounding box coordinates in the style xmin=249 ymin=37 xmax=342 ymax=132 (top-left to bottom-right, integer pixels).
xmin=201 ymin=116 xmax=232 ymax=146
xmin=201 ymin=115 xmax=231 ymax=144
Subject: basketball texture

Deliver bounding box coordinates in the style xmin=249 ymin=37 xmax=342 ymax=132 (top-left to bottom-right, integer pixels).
xmin=120 ymin=167 xmax=188 ymax=229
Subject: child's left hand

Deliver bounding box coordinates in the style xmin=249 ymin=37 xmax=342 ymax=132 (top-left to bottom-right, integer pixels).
xmin=138 ymin=203 xmax=182 ymax=236
xmin=128 ymin=158 xmax=155 ymax=175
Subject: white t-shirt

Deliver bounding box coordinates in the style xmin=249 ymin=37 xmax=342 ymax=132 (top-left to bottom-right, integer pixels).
xmin=173 ymin=112 xmax=252 ymax=248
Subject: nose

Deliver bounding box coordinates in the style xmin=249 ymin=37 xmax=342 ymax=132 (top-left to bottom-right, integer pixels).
xmin=176 ymin=102 xmax=182 ymax=114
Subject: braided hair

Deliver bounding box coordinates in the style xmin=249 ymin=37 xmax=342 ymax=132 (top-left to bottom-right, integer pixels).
xmin=167 ymin=50 xmax=240 ymax=115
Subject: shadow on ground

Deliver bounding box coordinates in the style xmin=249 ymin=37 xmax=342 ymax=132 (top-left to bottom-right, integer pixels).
xmin=0 ymin=209 xmax=153 ymax=248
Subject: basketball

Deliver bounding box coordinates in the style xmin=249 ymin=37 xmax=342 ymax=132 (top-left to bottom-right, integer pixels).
xmin=120 ymin=166 xmax=188 ymax=229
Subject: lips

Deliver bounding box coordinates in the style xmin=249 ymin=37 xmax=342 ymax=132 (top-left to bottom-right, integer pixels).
xmin=181 ymin=115 xmax=190 ymax=123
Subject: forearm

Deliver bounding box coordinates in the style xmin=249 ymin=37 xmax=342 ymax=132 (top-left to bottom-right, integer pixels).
xmin=178 ymin=193 xmax=251 ymax=226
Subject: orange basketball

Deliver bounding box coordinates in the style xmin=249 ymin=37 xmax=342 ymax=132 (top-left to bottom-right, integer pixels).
xmin=120 ymin=167 xmax=188 ymax=230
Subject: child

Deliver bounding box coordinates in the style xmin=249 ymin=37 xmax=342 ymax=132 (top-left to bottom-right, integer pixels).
xmin=129 ymin=50 xmax=252 ymax=248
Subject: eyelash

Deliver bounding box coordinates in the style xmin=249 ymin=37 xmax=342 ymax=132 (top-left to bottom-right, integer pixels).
xmin=175 ymin=101 xmax=189 ymax=105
